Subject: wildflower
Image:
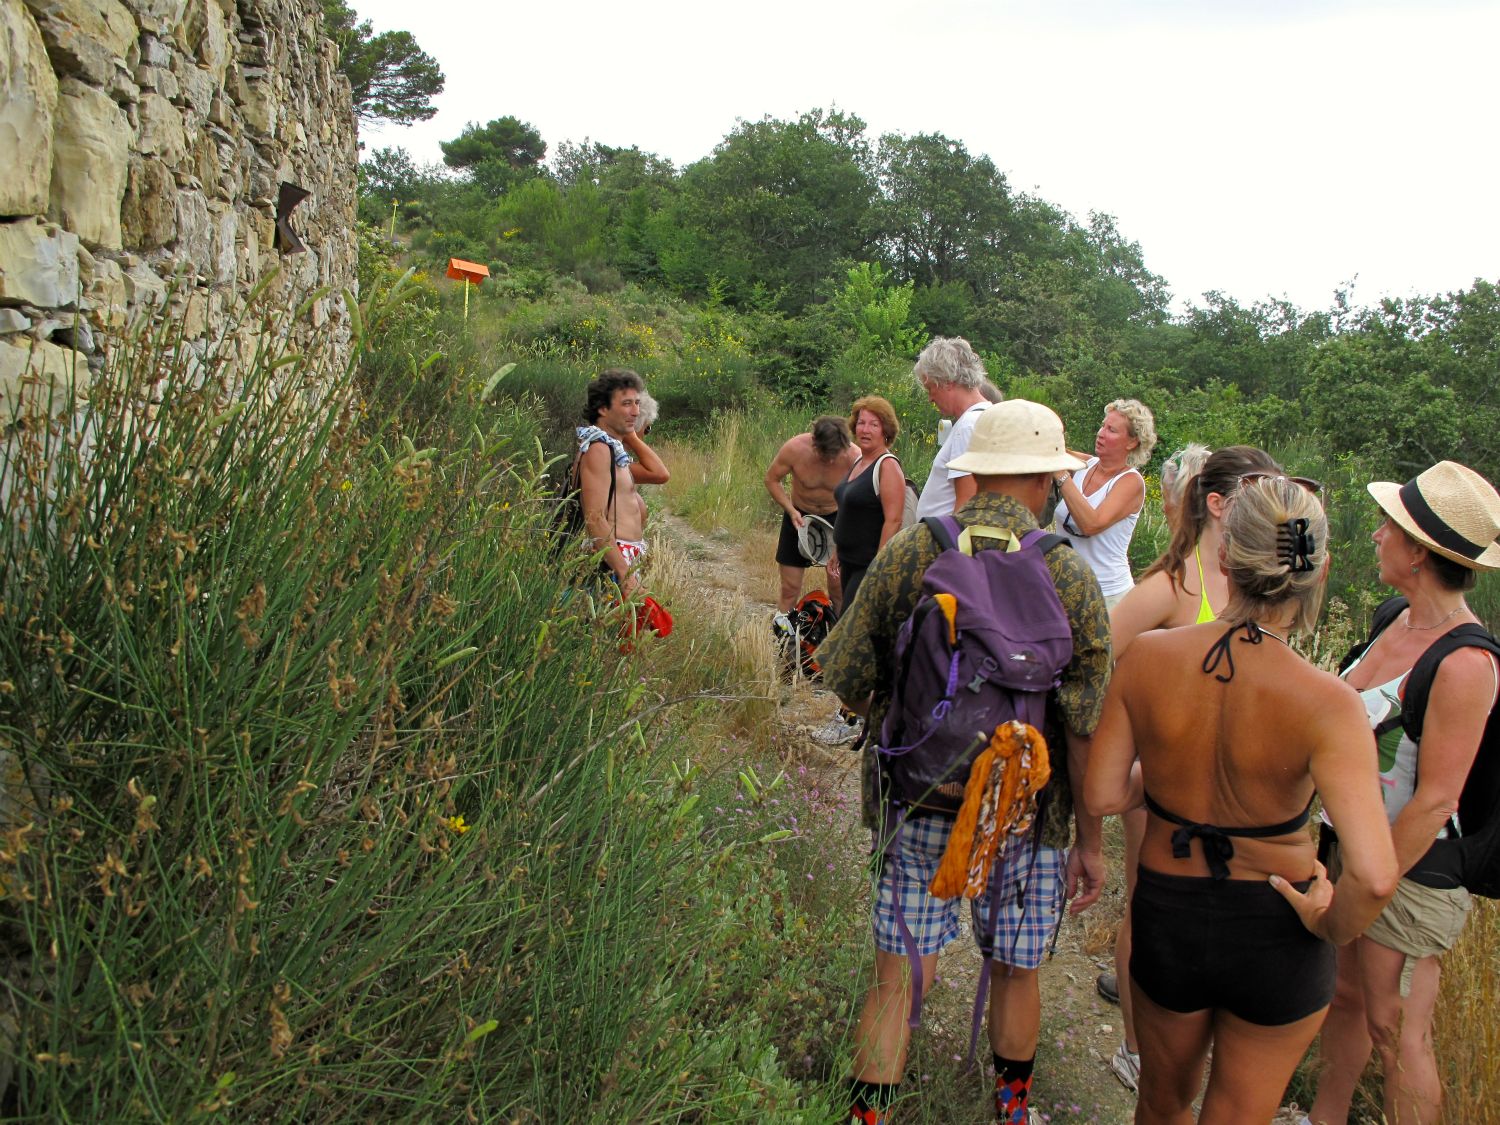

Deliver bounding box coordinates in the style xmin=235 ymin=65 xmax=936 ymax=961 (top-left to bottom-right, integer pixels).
xmin=445 ymin=815 xmax=470 ymax=834
xmin=340 ymin=479 xmax=353 ymax=492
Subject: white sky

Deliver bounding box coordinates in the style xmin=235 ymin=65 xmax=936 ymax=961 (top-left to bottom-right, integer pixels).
xmin=350 ymin=0 xmax=1500 ymax=315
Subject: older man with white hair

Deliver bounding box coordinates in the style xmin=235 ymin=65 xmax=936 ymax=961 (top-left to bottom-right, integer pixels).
xmin=913 ymin=336 xmax=995 ymax=519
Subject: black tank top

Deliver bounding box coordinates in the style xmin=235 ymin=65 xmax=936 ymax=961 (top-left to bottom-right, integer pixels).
xmin=833 ymin=458 xmax=887 ymax=568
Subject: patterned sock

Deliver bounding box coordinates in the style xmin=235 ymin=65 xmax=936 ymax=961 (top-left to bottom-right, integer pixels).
xmin=993 ymin=1053 xmax=1035 ymax=1124
xmin=848 ymin=1079 xmax=897 ymax=1124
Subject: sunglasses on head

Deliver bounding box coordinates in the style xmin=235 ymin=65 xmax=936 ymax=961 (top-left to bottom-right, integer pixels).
xmin=1240 ymin=471 xmax=1324 ymax=497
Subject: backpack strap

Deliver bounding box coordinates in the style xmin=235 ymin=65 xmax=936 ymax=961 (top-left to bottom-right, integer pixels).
xmin=871 ymin=452 xmax=901 ymax=498
xmin=1398 ymin=624 xmax=1500 ymax=841
xmin=1025 ymin=530 xmax=1068 ymax=555
xmin=886 ymin=517 xmax=965 ymax=759
xmin=1398 ymin=625 xmax=1500 ymax=743
xmin=920 ymin=515 xmax=961 ymax=552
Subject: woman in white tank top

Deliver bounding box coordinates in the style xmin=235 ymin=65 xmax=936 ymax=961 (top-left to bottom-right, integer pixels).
xmin=1052 ymin=399 xmax=1156 ymax=605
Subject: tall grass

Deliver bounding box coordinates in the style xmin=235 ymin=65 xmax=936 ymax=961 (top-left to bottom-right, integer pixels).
xmin=0 ymin=280 xmax=856 ymax=1120
xmin=660 ymin=411 xmax=789 ymax=537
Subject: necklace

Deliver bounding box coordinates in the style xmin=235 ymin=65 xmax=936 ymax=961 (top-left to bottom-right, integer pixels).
xmin=1403 ymin=605 xmax=1463 ymax=631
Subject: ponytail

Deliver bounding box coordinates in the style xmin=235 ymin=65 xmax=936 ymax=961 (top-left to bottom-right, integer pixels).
xmin=1141 ymin=445 xmax=1281 ymax=591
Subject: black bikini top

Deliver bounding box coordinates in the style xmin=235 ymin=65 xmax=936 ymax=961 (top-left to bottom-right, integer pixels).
xmin=1143 ymin=791 xmax=1314 ymax=881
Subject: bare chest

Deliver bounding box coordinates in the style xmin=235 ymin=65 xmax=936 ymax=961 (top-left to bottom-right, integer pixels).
xmin=789 ymin=450 xmax=850 ymax=492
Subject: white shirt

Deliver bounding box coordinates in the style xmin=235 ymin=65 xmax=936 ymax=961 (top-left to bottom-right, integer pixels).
xmin=915 ymin=403 xmax=988 ymax=519
xmin=1053 ymin=457 xmax=1143 ymax=597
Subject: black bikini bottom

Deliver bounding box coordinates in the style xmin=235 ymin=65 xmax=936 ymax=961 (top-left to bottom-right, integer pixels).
xmin=1130 ymin=865 xmax=1335 ymax=1026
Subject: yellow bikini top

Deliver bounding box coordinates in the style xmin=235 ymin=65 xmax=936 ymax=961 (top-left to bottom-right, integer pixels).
xmin=1194 ymin=545 xmax=1217 ymax=625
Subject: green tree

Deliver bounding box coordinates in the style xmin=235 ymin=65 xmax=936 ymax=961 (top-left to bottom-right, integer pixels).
xmin=672 ymin=108 xmax=877 ymax=308
xmin=1302 ymin=331 xmax=1463 ymax=477
xmin=321 ymin=0 xmax=444 ymax=125
xmin=360 ymin=145 xmax=420 ymax=203
xmin=491 ymin=178 xmax=609 ymax=276
xmin=441 ymin=117 xmax=548 ymax=198
xmin=875 ymin=132 xmax=1015 ymax=292
xmin=548 ymin=141 xmax=680 ymax=278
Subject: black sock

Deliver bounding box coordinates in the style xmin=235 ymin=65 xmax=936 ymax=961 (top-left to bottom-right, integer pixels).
xmin=848 ymin=1078 xmax=897 ymax=1124
xmin=993 ymin=1053 xmax=1035 ymax=1123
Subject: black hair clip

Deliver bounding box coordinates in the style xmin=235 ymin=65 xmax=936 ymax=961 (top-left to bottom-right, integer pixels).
xmin=1280 ymin=518 xmax=1316 ymax=572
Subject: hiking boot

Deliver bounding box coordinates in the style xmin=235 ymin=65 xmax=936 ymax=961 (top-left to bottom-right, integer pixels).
xmin=811 ymin=717 xmax=859 ymax=746
xmin=1110 ymin=1042 xmax=1140 ymax=1093
xmin=1096 ymin=971 xmax=1120 ymax=1004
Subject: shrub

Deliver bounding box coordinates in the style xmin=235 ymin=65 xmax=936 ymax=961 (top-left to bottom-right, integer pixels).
xmin=0 ymin=288 xmax=850 ymax=1121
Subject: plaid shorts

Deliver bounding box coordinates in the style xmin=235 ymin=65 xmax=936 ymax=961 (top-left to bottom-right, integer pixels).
xmin=872 ymin=814 xmax=1067 ymax=971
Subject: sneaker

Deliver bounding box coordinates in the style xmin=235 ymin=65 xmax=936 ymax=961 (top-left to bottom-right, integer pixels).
xmin=1110 ymin=1042 xmax=1140 ymax=1093
xmin=1096 ymin=971 xmax=1120 ymax=1005
xmin=811 ymin=717 xmax=859 ymax=746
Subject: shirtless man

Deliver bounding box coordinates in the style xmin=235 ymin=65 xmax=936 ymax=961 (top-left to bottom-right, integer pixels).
xmin=764 ymin=416 xmax=857 ymax=614
xmin=577 ymin=369 xmax=669 ymax=598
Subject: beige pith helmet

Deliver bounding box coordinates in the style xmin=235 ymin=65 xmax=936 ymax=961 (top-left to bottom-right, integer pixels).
xmin=797 ymin=513 xmax=835 ymax=566
xmin=1367 ymin=460 xmax=1500 ymax=571
xmin=947 ymin=399 xmax=1087 ymax=477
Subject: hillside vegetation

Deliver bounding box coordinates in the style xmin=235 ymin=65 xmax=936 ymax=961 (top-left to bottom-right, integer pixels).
xmin=1 ymin=97 xmax=1496 ymax=1123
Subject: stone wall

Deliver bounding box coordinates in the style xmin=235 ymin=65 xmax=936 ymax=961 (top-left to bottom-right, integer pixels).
xmin=0 ymin=0 xmax=357 ymax=419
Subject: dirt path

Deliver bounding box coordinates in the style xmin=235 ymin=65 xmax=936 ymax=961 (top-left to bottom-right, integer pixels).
xmin=650 ymin=510 xmax=1142 ymax=1123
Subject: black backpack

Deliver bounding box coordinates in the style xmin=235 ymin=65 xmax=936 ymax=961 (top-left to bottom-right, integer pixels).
xmin=1341 ymin=596 xmax=1500 ymax=898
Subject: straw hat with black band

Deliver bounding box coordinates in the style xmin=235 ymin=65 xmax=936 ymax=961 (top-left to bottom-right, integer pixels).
xmin=1367 ymin=460 xmax=1500 ymax=571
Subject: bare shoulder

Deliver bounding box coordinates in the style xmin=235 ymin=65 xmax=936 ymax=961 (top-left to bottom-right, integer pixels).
xmin=580 ymin=439 xmax=612 ymax=468
xmin=1126 ymin=621 xmax=1203 ymax=658
xmin=1112 ymin=569 xmax=1187 ymax=632
xmin=1275 ymin=659 xmax=1366 ymax=731
xmin=775 ymin=433 xmax=811 ymax=460
xmin=1112 ymin=626 xmax=1183 ymax=682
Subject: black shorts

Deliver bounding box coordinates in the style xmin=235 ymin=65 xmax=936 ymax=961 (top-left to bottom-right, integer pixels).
xmin=774 ymin=509 xmax=837 ymax=568
xmin=1130 ymin=865 xmax=1334 ymax=1026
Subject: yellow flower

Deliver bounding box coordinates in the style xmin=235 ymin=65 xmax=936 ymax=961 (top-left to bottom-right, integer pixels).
xmin=445 ymin=815 xmax=470 ymax=834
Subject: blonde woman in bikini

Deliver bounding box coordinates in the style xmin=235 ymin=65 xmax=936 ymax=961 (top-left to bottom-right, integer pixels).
xmin=1095 ymin=445 xmax=1293 ymax=1091
xmin=1087 ymin=476 xmax=1396 ymax=1125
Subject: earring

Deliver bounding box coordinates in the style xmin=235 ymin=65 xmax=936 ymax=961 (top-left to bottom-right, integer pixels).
xmin=1411 ymin=564 xmax=1421 ymax=575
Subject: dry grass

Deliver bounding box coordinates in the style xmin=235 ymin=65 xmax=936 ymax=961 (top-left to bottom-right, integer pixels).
xmin=1435 ymin=897 xmax=1500 ymax=1123
xmin=637 ymin=524 xmax=782 ymax=752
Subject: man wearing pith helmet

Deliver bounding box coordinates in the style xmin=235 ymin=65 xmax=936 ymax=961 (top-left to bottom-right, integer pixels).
xmin=818 ymin=400 xmax=1112 ymax=1125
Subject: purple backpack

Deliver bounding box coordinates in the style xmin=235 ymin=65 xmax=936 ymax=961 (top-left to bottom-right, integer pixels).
xmin=876 ymin=516 xmax=1074 ymax=1052
xmin=877 ymin=516 xmax=1073 ymax=814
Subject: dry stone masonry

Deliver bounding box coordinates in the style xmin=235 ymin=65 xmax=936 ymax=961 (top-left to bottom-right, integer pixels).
xmin=0 ymin=0 xmax=358 ymax=420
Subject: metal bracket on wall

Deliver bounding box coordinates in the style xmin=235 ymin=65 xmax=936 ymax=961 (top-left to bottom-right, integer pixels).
xmin=274 ymin=182 xmax=311 ymax=253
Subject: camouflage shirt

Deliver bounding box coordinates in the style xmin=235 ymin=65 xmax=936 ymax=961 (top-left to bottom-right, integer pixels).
xmin=817 ymin=492 xmax=1112 ymax=849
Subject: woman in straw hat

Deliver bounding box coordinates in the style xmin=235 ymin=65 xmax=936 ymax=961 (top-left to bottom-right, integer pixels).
xmin=1304 ymin=461 xmax=1500 ymax=1125
xmin=1087 ymin=476 xmax=1398 ymax=1125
